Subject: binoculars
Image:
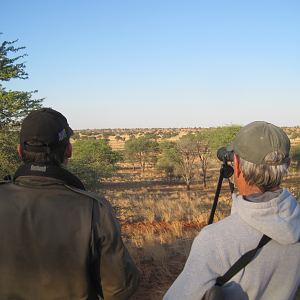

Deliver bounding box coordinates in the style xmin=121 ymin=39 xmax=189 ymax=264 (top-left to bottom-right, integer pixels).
xmin=217 ymin=147 xmax=234 ymax=162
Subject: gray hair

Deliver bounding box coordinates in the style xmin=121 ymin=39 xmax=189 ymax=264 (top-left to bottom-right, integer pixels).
xmin=239 ymin=151 xmax=289 ymax=193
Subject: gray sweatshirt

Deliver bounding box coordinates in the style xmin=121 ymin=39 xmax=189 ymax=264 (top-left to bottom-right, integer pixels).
xmin=164 ymin=188 xmax=300 ymax=300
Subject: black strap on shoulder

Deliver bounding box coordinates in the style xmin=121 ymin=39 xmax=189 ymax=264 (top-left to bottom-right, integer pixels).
xmin=216 ymin=235 xmax=271 ymax=286
xmin=14 ymin=163 xmax=85 ymax=190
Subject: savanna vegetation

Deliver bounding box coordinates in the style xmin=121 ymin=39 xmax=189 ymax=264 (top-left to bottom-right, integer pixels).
xmin=1 ymin=33 xmax=300 ymax=299
xmin=71 ymin=126 xmax=300 ymax=300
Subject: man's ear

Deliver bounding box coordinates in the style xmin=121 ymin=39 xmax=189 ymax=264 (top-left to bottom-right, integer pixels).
xmin=234 ymin=154 xmax=242 ymax=178
xmin=62 ymin=143 xmax=72 ymax=166
xmin=287 ymin=157 xmax=291 ymax=168
xmin=65 ymin=143 xmax=72 ymax=159
xmin=17 ymin=144 xmax=22 ymax=157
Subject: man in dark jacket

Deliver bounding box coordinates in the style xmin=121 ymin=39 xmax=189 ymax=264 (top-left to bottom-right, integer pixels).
xmin=0 ymin=108 xmax=140 ymax=300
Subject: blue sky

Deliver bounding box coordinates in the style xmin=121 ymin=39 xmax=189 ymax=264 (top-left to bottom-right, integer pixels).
xmin=2 ymin=0 xmax=299 ymax=129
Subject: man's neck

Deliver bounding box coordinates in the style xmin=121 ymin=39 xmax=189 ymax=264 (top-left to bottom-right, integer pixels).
xmin=239 ymin=183 xmax=280 ymax=197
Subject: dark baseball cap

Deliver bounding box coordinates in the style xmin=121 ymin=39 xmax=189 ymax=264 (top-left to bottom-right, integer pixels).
xmin=227 ymin=121 xmax=290 ymax=166
xmin=20 ymin=108 xmax=73 ymax=154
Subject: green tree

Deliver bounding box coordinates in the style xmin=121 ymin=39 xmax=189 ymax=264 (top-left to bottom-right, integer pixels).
xmin=68 ymin=139 xmax=122 ymax=193
xmin=157 ymin=140 xmax=198 ymax=190
xmin=201 ymin=125 xmax=242 ymax=157
xmin=123 ymin=143 xmax=138 ymax=171
xmin=115 ymin=135 xmax=123 ymax=142
xmin=102 ymin=132 xmax=111 ymax=139
xmin=181 ymin=132 xmax=211 ymax=187
xmin=194 ymin=133 xmax=211 ymax=187
xmin=155 ymin=141 xmax=177 ymax=180
xmin=0 ymin=33 xmax=43 ymax=178
xmin=290 ymin=132 xmax=300 ymax=140
xmin=124 ymin=136 xmax=159 ymax=172
xmin=291 ymin=144 xmax=300 ymax=171
xmin=128 ymin=134 xmax=136 ymax=141
xmin=155 ymin=163 xmax=177 ymax=181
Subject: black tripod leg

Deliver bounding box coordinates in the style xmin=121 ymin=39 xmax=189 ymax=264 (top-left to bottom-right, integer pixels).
xmin=208 ymin=167 xmax=225 ymax=225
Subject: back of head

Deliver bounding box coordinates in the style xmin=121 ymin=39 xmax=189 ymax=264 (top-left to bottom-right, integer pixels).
xmin=228 ymin=121 xmax=290 ymax=193
xmin=20 ymin=108 xmax=73 ymax=165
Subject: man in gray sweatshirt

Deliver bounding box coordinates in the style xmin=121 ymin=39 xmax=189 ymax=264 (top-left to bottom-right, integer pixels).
xmin=164 ymin=121 xmax=300 ymax=300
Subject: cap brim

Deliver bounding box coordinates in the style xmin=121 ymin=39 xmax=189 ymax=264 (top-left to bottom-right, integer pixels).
xmin=68 ymin=127 xmax=74 ymax=137
xmin=227 ymin=141 xmax=235 ymax=151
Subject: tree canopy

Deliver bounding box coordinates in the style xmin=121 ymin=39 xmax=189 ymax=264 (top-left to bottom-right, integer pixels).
xmin=0 ymin=36 xmax=28 ymax=81
xmin=201 ymin=125 xmax=242 ymax=153
xmin=124 ymin=136 xmax=159 ymax=172
xmin=178 ymin=126 xmax=241 ymax=187
xmin=68 ymin=139 xmax=123 ymax=193
xmin=291 ymin=144 xmax=300 ymax=171
xmin=157 ymin=140 xmax=198 ymax=190
xmin=0 ymin=33 xmax=43 ymax=178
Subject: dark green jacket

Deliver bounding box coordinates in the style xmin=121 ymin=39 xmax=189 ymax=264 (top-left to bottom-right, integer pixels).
xmin=0 ymin=163 xmax=140 ymax=300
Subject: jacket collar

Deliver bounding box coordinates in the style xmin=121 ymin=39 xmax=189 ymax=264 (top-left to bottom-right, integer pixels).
xmin=14 ymin=163 xmax=85 ymax=190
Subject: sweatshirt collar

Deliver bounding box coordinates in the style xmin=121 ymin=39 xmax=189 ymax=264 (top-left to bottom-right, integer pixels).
xmin=245 ymin=189 xmax=283 ymax=203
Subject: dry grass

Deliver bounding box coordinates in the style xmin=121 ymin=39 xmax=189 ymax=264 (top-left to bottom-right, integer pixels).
xmin=107 ymin=189 xmax=229 ymax=224
xmin=100 ymin=167 xmax=234 ymax=299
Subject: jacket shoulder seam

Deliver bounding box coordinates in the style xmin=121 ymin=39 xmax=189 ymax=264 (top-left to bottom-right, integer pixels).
xmin=64 ymin=185 xmax=111 ymax=206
